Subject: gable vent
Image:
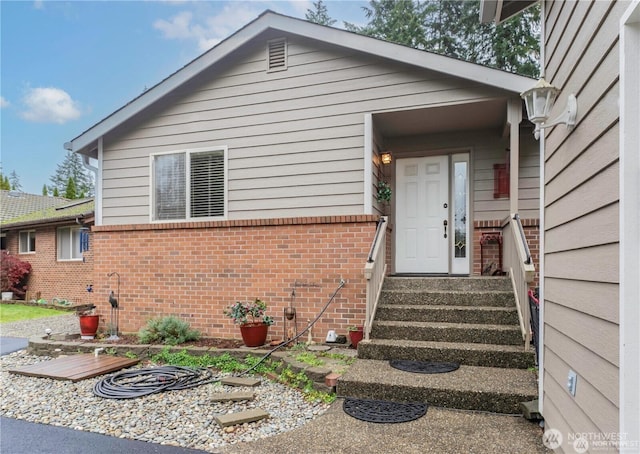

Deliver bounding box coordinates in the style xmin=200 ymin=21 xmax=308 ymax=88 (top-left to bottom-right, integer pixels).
xmin=267 ymin=38 xmax=287 ymax=72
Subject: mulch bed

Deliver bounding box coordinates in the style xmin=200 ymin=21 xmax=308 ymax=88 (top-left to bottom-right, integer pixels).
xmin=71 ymin=334 xmax=245 ymax=349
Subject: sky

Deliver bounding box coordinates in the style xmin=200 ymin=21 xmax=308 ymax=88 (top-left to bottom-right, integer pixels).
xmin=0 ymin=0 xmax=368 ymax=195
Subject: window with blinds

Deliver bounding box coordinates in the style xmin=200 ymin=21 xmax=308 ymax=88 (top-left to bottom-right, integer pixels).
xmin=191 ymin=151 xmax=224 ymax=218
xmin=152 ymin=147 xmax=226 ymax=221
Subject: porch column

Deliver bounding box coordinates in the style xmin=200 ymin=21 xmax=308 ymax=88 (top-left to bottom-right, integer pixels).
xmin=507 ymin=99 xmax=522 ymax=214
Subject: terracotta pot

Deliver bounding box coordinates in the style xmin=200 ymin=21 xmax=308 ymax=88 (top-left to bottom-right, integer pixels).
xmin=349 ymin=327 xmax=364 ymax=349
xmin=79 ymin=315 xmax=99 ymax=339
xmin=239 ymin=322 xmax=269 ymax=347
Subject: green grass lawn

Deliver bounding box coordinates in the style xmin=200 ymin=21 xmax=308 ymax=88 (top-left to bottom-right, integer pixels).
xmin=0 ymin=304 xmax=67 ymax=324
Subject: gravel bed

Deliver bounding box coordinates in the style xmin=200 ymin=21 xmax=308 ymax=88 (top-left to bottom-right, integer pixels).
xmin=0 ymin=317 xmax=330 ymax=452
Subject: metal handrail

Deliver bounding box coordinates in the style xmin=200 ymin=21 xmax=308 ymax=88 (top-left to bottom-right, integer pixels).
xmin=367 ymin=217 xmax=386 ymax=263
xmin=513 ymin=213 xmax=532 ymax=265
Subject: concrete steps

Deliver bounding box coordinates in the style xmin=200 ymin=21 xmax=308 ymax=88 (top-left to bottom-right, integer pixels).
xmin=337 ymin=276 xmax=536 ymax=414
xmin=337 ymin=360 xmax=538 ymax=414
xmin=358 ymin=338 xmax=534 ymax=369
xmin=371 ymin=320 xmax=523 ymax=345
xmin=375 ymin=304 xmax=519 ymax=325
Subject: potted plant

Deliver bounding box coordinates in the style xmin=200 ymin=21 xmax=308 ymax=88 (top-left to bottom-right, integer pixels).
xmin=1 ymin=251 xmax=32 ymax=300
xmin=376 ymin=181 xmax=392 ymax=204
xmin=77 ymin=305 xmax=99 ymax=339
xmin=348 ymin=325 xmax=364 ymax=349
xmin=224 ymin=298 xmax=274 ymax=347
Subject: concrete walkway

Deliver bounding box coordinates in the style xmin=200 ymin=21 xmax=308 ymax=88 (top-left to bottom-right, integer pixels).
xmin=222 ymin=399 xmax=550 ymax=454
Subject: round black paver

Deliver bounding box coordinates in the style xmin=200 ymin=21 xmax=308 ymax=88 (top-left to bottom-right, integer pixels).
xmin=343 ymin=398 xmax=428 ymax=423
xmin=389 ymin=359 xmax=460 ymax=374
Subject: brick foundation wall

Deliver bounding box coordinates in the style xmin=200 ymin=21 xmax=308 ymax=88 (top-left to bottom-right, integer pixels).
xmin=91 ymin=215 xmax=379 ymax=342
xmin=472 ymin=219 xmax=540 ymax=288
xmin=3 ymin=226 xmax=94 ymax=304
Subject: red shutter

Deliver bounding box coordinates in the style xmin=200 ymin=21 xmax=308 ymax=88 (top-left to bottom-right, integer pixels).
xmin=493 ymin=164 xmax=510 ymax=198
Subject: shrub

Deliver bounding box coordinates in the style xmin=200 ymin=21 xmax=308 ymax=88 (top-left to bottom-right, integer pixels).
xmin=0 ymin=251 xmax=32 ymax=298
xmin=137 ymin=316 xmax=201 ymax=345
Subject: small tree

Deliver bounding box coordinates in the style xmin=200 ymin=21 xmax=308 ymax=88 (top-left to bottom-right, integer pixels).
xmin=305 ymin=0 xmax=336 ymax=26
xmin=42 ymin=184 xmax=49 ymax=196
xmin=64 ymin=176 xmax=77 ymax=199
xmin=0 ymin=251 xmax=32 ymax=299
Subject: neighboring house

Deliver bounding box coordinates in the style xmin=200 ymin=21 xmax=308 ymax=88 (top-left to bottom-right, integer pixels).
xmin=1 ymin=197 xmax=95 ymax=304
xmin=64 ymin=11 xmax=540 ymax=342
xmin=0 ymin=190 xmax=70 ymax=249
xmin=482 ymin=0 xmax=640 ymax=451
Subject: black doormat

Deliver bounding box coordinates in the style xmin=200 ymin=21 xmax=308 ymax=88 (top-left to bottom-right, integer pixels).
xmin=389 ymin=359 xmax=460 ymax=374
xmin=343 ymin=397 xmax=428 ymax=423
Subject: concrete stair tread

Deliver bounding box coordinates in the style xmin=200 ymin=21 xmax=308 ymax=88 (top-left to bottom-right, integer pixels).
xmin=377 ymin=304 xmax=516 ymax=312
xmin=382 ymin=289 xmax=514 ymax=295
xmin=374 ymin=320 xmax=521 ymax=332
xmin=340 ymin=359 xmax=537 ymax=397
xmin=364 ymin=338 xmax=527 ymax=353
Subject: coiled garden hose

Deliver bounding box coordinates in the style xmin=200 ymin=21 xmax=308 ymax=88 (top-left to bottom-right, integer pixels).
xmin=93 ymin=279 xmax=346 ymax=399
xmin=93 ymin=365 xmax=217 ymax=399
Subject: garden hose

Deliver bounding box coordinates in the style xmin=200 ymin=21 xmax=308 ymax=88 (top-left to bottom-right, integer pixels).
xmin=236 ymin=278 xmax=346 ymax=377
xmin=93 ymin=365 xmax=217 ymax=399
xmin=92 ymin=279 xmax=346 ymax=399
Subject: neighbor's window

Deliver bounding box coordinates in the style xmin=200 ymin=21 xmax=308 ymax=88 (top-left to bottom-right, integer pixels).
xmin=57 ymin=227 xmax=82 ymax=261
xmin=152 ymin=147 xmax=226 ymax=221
xmin=19 ymin=230 xmax=36 ymax=253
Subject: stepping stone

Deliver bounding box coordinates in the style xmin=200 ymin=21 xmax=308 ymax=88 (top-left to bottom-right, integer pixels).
xmin=214 ymin=409 xmax=269 ymax=427
xmin=221 ymin=376 xmax=261 ymax=387
xmin=210 ymin=391 xmax=255 ymax=402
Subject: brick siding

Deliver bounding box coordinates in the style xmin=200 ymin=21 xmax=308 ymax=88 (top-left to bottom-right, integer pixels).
xmin=91 ymin=215 xmax=379 ymax=342
xmin=472 ymin=218 xmax=540 ymax=288
xmin=3 ymin=226 xmax=94 ymax=305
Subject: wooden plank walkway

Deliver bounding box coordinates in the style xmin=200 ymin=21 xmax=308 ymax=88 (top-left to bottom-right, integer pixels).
xmin=8 ymin=354 xmax=139 ymax=382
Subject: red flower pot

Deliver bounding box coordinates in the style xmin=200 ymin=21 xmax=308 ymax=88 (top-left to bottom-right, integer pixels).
xmin=79 ymin=315 xmax=99 ymax=339
xmin=239 ymin=322 xmax=269 ymax=347
xmin=349 ymin=327 xmax=364 ymax=349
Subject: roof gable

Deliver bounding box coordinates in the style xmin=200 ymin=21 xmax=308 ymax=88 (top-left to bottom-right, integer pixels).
xmin=65 ymin=10 xmax=535 ymax=156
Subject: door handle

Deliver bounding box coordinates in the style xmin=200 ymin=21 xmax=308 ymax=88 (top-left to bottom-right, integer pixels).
xmin=443 ymin=220 xmax=448 ymax=239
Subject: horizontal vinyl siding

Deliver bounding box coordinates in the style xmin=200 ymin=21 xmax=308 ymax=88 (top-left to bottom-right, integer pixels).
xmin=541 ymin=0 xmax=622 ymax=445
xmin=385 ymin=130 xmax=540 ymax=222
xmin=102 ymin=35 xmax=513 ymax=225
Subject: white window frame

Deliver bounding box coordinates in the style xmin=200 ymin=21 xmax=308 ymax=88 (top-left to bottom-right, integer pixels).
xmin=57 ymin=226 xmax=83 ymax=262
xmin=18 ymin=230 xmax=36 ymax=254
xmin=149 ymin=146 xmax=228 ymax=223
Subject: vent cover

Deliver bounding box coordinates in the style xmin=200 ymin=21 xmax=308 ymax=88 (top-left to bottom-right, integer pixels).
xmin=267 ymin=38 xmax=287 ymax=72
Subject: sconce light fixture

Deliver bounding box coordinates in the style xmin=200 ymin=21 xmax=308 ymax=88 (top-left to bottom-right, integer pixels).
xmin=520 ymin=78 xmax=577 ymax=139
xmin=380 ymin=152 xmax=392 ymax=165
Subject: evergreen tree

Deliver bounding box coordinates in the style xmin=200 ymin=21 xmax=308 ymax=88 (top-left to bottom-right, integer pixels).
xmin=42 ymin=184 xmax=49 ymax=196
xmin=64 ymin=177 xmax=77 ymax=199
xmin=49 ymin=152 xmax=94 ymax=199
xmin=305 ymin=0 xmax=336 ymax=26
xmin=344 ymin=0 xmax=540 ymax=77
xmin=0 ymin=173 xmax=10 ymax=190
xmin=9 ymin=171 xmax=22 ymax=191
xmin=52 ymin=187 xmax=60 ymax=197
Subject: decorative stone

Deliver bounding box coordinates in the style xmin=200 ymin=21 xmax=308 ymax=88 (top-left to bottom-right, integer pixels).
xmin=210 ymin=391 xmax=254 ymax=402
xmin=214 ymin=409 xmax=269 ymax=427
xmin=221 ymin=376 xmax=261 ymax=387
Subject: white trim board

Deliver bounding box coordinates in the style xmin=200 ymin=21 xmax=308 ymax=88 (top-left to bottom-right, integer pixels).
xmin=620 ymin=1 xmax=640 ymax=448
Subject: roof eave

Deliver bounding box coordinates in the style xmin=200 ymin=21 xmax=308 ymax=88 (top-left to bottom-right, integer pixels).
xmin=65 ymin=10 xmax=535 ymax=155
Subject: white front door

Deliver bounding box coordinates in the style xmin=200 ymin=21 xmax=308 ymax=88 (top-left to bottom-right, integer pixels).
xmin=396 ymin=156 xmax=449 ymax=273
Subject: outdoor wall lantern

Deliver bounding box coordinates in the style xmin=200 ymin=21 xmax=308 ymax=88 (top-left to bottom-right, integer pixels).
xmin=520 ymin=78 xmax=577 ymax=139
xmin=380 ymin=152 xmax=392 ymax=165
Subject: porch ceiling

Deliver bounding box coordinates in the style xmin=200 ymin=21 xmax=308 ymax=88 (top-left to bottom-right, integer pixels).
xmin=373 ymin=99 xmax=508 ymax=137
